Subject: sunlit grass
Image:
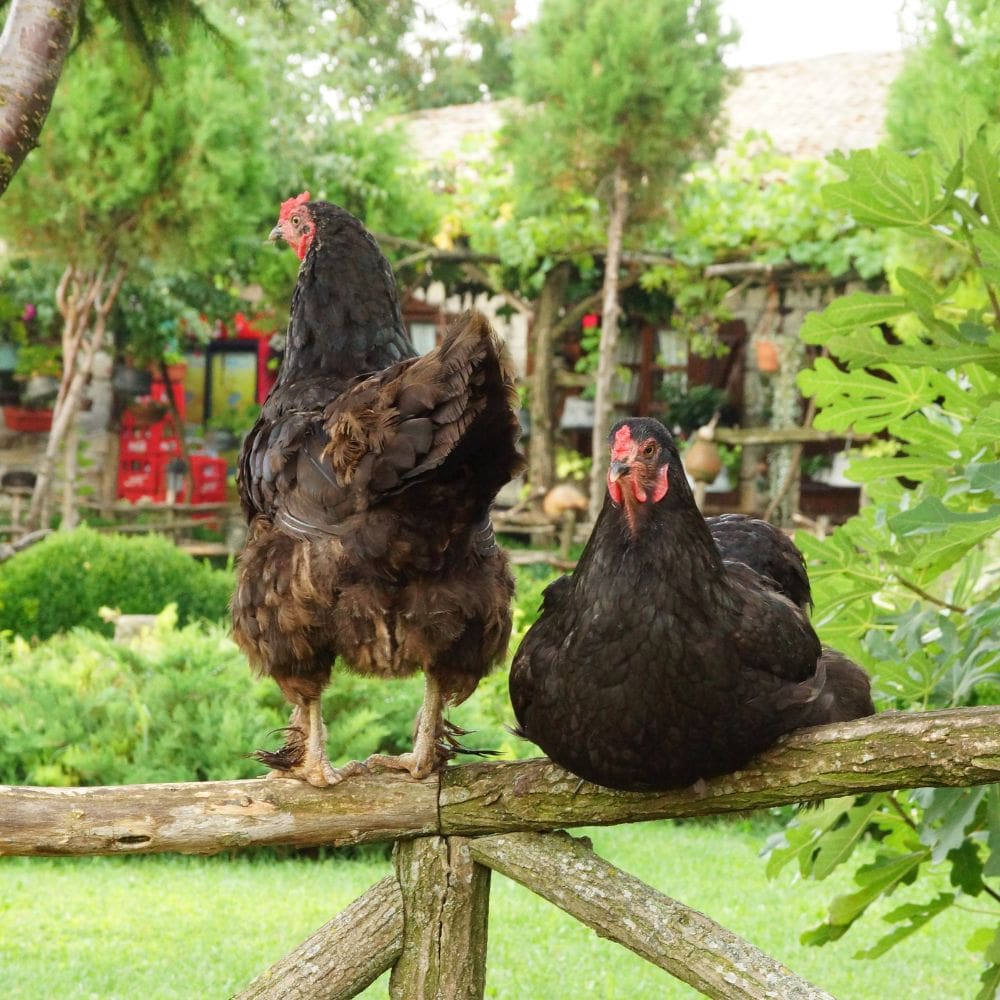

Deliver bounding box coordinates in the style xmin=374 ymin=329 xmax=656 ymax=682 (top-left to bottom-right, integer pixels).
xmin=0 ymin=820 xmax=988 ymax=999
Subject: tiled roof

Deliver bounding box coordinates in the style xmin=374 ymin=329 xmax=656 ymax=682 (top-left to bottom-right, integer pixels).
xmin=724 ymin=51 xmax=905 ymax=158
xmin=400 ymin=51 xmax=905 ymax=165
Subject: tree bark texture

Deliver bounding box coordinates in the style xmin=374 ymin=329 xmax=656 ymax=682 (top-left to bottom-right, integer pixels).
xmin=235 ymin=876 xmax=403 ymax=1000
xmin=588 ymin=161 xmax=630 ymax=522
xmin=0 ymin=0 xmax=80 ymax=195
xmin=390 ymin=836 xmax=490 ymax=1000
xmin=471 ymin=831 xmax=835 ymax=1000
xmin=1 ymin=709 xmax=998 ymax=857
xmin=527 ymin=262 xmax=571 ymax=495
xmin=0 ymin=771 xmax=438 ymax=856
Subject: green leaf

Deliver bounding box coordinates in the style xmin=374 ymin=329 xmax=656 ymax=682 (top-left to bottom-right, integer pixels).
xmin=800 ymin=293 xmax=910 ymax=345
xmin=823 ymin=149 xmax=950 ymax=229
xmin=803 ymin=851 xmax=927 ymax=947
xmin=844 ymin=454 xmax=951 ymax=487
xmin=918 ymin=786 xmax=988 ymax=864
xmin=896 ymin=267 xmax=942 ymax=320
xmin=985 ymin=786 xmax=1000 ymax=879
xmin=800 ymin=360 xmax=952 ymax=435
xmin=948 ymin=839 xmax=985 ymax=895
xmin=968 ymin=462 xmax=1000 ymax=495
xmin=889 ymin=498 xmax=1000 ymax=538
xmin=811 ymin=795 xmax=888 ymax=879
xmin=968 ymin=135 xmax=1000 ymax=233
xmin=976 ymin=959 xmax=1000 ymax=1000
xmin=854 ymin=892 xmax=954 ymax=960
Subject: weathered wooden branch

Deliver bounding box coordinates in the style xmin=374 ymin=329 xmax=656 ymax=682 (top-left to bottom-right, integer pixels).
xmin=440 ymin=709 xmax=1000 ymax=835
xmin=471 ymin=831 xmax=834 ymax=1000
xmin=235 ymin=875 xmax=403 ymax=1000
xmin=710 ymin=426 xmax=872 ymax=446
xmin=2 ymin=709 xmax=999 ymax=857
xmin=390 ymin=837 xmax=490 ymax=1000
xmin=0 ymin=771 xmax=437 ymax=856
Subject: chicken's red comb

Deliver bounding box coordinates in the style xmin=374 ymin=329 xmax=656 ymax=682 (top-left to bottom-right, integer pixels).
xmin=279 ymin=191 xmax=310 ymax=221
xmin=610 ymin=424 xmax=633 ymax=461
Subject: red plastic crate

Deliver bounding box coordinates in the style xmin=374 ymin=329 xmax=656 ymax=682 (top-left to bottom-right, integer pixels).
xmin=117 ymin=462 xmax=158 ymax=502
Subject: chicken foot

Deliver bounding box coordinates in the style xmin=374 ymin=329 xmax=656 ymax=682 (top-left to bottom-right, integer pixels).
xmin=365 ymin=672 xmax=443 ymax=780
xmin=257 ymin=699 xmax=367 ymax=788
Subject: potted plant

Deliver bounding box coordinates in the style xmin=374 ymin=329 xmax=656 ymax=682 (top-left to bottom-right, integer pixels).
xmin=2 ymin=342 xmax=62 ymax=431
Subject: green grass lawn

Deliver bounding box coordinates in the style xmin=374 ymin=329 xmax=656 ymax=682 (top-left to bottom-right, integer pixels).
xmin=0 ymin=819 xmax=990 ymax=999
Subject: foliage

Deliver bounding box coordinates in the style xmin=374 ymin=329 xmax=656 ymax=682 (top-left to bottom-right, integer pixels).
xmin=0 ymin=528 xmax=233 ymax=640
xmin=0 ymin=606 xmax=428 ymax=786
xmin=226 ymin=0 xmax=517 ymax=118
xmin=0 ymin=17 xmax=273 ymax=277
xmin=774 ymin=117 xmax=1000 ymax=996
xmin=113 ymin=268 xmax=251 ymax=364
xmin=670 ymin=133 xmax=886 ymax=278
xmin=657 ymin=375 xmax=727 ymax=436
xmin=508 ymin=0 xmax=735 ymax=216
xmin=0 ymin=562 xmax=558 ymax=786
xmin=885 ymin=0 xmax=1000 ymax=154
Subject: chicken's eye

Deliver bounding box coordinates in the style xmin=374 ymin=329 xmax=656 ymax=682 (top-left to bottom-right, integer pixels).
xmin=642 ymin=442 xmax=656 ymax=458
xmin=291 ymin=214 xmax=300 ymax=226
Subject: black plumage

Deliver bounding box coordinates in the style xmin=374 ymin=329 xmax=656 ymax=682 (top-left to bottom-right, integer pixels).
xmin=509 ymin=417 xmax=873 ymax=792
xmin=232 ymin=194 xmax=524 ymax=786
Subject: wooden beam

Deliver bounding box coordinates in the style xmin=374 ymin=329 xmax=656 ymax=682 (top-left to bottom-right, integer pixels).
xmin=235 ymin=875 xmax=403 ymax=1000
xmin=439 ymin=708 xmax=1000 ymax=835
xmin=710 ymin=427 xmax=872 ymax=446
xmin=1 ymin=708 xmax=999 ymax=856
xmin=0 ymin=771 xmax=438 ymax=856
xmin=390 ymin=837 xmax=490 ymax=1000
xmin=471 ymin=831 xmax=835 ymax=1000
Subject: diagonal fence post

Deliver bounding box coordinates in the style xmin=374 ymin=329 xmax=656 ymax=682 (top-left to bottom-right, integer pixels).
xmin=471 ymin=829 xmax=837 ymax=1000
xmin=235 ymin=875 xmax=403 ymax=1000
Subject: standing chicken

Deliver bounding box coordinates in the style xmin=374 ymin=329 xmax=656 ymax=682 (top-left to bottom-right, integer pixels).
xmin=509 ymin=417 xmax=873 ymax=792
xmin=232 ymin=193 xmax=524 ymax=786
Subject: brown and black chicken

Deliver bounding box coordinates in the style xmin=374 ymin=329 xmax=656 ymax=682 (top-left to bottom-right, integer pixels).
xmin=509 ymin=417 xmax=873 ymax=792
xmin=232 ymin=193 xmax=524 ymax=786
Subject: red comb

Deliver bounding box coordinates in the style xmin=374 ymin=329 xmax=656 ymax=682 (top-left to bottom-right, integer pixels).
xmin=279 ymin=191 xmax=310 ymax=221
xmin=610 ymin=424 xmax=633 ymax=460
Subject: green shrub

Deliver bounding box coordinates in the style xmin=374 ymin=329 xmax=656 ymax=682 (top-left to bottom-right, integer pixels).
xmin=0 ymin=526 xmax=233 ymax=639
xmin=0 ymin=561 xmax=563 ymax=786
xmin=0 ymin=606 xmax=429 ymax=786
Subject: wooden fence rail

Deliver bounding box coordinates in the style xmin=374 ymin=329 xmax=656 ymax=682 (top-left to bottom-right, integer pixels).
xmin=3 ymin=706 xmax=998 ymax=999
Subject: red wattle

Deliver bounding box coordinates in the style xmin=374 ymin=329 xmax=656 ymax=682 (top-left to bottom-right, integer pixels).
xmin=651 ymin=465 xmax=669 ymax=502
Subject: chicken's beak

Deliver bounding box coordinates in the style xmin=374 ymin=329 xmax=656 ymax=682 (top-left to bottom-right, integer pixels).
xmin=608 ymin=460 xmax=630 ymax=483
xmin=268 ymin=224 xmax=284 ymax=244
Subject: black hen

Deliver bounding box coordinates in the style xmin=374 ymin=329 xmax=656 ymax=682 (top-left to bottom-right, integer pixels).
xmin=509 ymin=418 xmax=873 ymax=792
xmin=232 ymin=193 xmax=524 ymax=786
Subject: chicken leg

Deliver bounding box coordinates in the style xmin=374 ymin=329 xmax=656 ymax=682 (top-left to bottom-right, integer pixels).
xmin=257 ymin=698 xmax=367 ymax=788
xmin=365 ymin=672 xmax=443 ymax=780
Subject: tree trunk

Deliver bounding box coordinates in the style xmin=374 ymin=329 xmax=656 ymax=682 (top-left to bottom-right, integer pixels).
xmin=235 ymin=875 xmax=403 ymax=1000
xmin=589 ymin=162 xmax=630 ymax=522
xmin=0 ymin=0 xmax=81 ymax=196
xmin=390 ymin=836 xmax=490 ymax=1000
xmin=26 ymin=263 xmax=125 ymax=530
xmin=471 ymin=831 xmax=834 ymax=1000
xmin=528 ymin=261 xmax=571 ymax=496
xmin=3 ymin=708 xmax=999 ymax=856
